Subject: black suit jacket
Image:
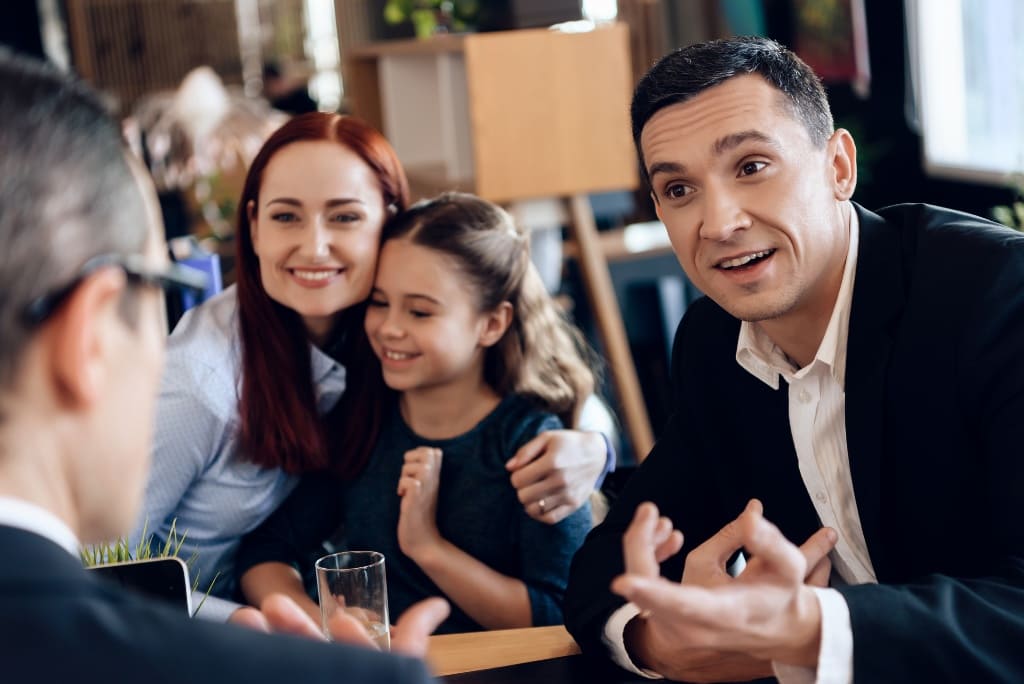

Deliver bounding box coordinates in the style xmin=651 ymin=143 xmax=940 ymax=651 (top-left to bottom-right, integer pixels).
xmin=565 ymin=204 xmax=1024 ymax=682
xmin=0 ymin=525 xmax=434 ymax=684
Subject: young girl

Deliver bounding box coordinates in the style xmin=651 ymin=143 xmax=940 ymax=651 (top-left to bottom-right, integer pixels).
xmin=237 ymin=193 xmax=596 ymax=632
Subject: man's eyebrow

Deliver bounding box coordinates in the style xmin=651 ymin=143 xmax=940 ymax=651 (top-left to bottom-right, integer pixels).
xmin=647 ymin=160 xmax=686 ymax=180
xmin=712 ymin=130 xmax=778 ymax=156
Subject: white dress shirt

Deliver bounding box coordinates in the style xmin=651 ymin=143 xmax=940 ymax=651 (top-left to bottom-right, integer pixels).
xmin=0 ymin=496 xmax=80 ymax=557
xmin=604 ymin=208 xmax=875 ymax=684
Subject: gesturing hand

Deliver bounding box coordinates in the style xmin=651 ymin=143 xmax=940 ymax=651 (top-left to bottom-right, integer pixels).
xmin=397 ymin=446 xmax=443 ymax=561
xmin=613 ymin=500 xmax=837 ymax=680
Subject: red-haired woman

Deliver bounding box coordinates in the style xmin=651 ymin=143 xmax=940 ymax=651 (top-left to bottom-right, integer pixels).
xmin=130 ymin=113 xmax=611 ymax=615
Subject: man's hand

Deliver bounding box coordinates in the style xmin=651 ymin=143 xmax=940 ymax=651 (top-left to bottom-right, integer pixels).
xmin=506 ymin=429 xmax=605 ymax=523
xmin=230 ymin=594 xmax=450 ymax=658
xmin=613 ymin=500 xmax=837 ymax=680
xmin=397 ymin=447 xmax=444 ymax=561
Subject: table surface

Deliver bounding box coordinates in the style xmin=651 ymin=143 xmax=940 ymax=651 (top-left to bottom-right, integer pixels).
xmin=426 ymin=625 xmax=581 ymax=676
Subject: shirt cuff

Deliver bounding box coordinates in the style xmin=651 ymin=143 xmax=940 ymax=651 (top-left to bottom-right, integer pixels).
xmin=772 ymin=587 xmax=853 ymax=684
xmin=594 ymin=432 xmax=616 ymax=490
xmin=601 ymin=602 xmax=663 ymax=679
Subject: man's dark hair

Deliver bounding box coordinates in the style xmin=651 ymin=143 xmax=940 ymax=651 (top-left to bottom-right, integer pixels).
xmin=0 ymin=49 xmax=148 ymax=388
xmin=631 ymin=36 xmax=834 ymax=182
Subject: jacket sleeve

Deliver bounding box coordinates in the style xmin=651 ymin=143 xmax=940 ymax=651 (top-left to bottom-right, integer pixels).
xmin=564 ymin=301 xmax=725 ymax=659
xmin=841 ymin=231 xmax=1024 ymax=683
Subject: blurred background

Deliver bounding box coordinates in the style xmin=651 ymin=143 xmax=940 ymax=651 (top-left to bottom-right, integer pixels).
xmin=2 ymin=0 xmax=1022 ymax=464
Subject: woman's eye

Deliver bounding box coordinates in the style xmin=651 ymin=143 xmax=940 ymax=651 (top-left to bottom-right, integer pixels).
xmin=410 ymin=310 xmax=431 ymax=319
xmin=739 ymin=161 xmax=767 ymax=176
xmin=331 ymin=213 xmax=361 ymax=224
xmin=269 ymin=212 xmax=298 ymax=223
xmin=368 ymin=299 xmax=387 ymax=308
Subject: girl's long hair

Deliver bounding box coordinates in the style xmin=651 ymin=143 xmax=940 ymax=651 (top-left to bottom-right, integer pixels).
xmin=379 ymin=192 xmax=595 ymax=426
xmin=235 ymin=112 xmax=408 ymax=476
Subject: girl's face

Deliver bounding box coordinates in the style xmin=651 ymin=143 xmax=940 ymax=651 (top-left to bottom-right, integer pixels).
xmin=249 ymin=140 xmax=387 ymax=345
xmin=365 ymin=238 xmax=508 ymax=395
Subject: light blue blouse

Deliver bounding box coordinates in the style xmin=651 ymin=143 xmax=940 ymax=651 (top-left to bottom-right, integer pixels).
xmin=129 ymin=286 xmax=346 ymax=600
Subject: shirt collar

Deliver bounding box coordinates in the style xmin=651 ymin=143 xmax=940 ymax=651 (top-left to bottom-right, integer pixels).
xmin=0 ymin=496 xmax=80 ymax=557
xmin=736 ymin=207 xmax=860 ymax=389
xmin=310 ymin=342 xmax=341 ymax=384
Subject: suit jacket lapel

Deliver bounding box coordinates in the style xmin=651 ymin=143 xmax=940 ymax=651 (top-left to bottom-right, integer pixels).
xmin=844 ymin=203 xmax=906 ymax=579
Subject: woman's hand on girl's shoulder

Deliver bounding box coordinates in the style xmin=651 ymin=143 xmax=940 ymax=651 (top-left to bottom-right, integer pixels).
xmin=506 ymin=430 xmax=606 ymax=524
xmin=396 ymin=447 xmax=444 ymax=561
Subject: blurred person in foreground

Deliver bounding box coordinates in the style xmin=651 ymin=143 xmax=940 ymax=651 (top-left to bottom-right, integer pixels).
xmin=0 ymin=49 xmax=446 ymax=683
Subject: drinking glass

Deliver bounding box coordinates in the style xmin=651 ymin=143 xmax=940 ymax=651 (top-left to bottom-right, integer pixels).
xmin=314 ymin=550 xmax=390 ymax=649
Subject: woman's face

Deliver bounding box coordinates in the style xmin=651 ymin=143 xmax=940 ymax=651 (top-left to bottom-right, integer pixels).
xmin=249 ymin=140 xmax=387 ymax=344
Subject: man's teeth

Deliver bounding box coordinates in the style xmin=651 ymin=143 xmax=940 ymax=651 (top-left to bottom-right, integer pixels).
xmin=719 ymin=250 xmax=772 ymax=270
xmin=293 ymin=270 xmax=338 ymax=281
xmin=384 ymin=350 xmax=415 ymax=360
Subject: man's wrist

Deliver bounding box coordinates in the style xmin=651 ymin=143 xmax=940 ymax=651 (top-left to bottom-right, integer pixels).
xmin=779 ymin=585 xmax=823 ymax=667
xmin=623 ymin=613 xmax=657 ymax=672
xmin=593 ymin=431 xmax=616 ymax=489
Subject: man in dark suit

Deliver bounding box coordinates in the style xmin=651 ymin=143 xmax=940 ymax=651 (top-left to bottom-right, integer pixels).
xmin=565 ymin=36 xmax=1024 ymax=683
xmin=0 ymin=50 xmax=446 ymax=682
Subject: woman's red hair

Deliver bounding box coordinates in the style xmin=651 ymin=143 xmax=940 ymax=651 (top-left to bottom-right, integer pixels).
xmin=235 ymin=112 xmax=408 ymax=477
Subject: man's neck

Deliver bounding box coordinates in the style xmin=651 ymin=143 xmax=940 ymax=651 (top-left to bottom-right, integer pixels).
xmin=0 ymin=416 xmax=79 ymax=541
xmin=755 ymin=204 xmax=853 ymax=369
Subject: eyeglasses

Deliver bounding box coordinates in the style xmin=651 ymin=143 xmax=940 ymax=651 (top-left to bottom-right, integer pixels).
xmin=22 ymin=252 xmax=209 ymax=326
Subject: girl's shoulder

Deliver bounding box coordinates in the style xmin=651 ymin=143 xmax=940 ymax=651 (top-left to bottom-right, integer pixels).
xmin=484 ymin=394 xmax=563 ymax=450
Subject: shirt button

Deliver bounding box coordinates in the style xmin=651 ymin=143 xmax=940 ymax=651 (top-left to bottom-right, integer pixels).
xmin=815 ymin=491 xmax=828 ymax=503
xmin=798 ymin=389 xmax=812 ymax=403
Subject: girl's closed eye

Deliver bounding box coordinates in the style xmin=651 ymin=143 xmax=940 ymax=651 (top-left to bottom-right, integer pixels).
xmin=367 ymin=296 xmax=388 ymax=308
xmin=409 ymin=309 xmax=432 ymax=319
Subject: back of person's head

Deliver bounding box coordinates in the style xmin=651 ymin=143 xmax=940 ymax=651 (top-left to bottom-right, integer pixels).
xmin=234 ymin=112 xmax=409 ymax=475
xmin=631 ymin=36 xmax=833 ymax=179
xmin=382 ymin=192 xmax=595 ymax=425
xmin=0 ymin=49 xmax=147 ymax=394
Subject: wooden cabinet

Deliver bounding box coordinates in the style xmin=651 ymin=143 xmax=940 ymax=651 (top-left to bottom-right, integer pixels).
xmin=345 ymin=24 xmax=654 ymax=459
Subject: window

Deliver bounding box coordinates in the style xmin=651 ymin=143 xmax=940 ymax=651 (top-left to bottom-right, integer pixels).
xmin=906 ymin=0 xmax=1024 ymax=184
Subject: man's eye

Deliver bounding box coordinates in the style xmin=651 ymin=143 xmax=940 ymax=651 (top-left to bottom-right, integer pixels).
xmin=739 ymin=161 xmax=767 ymax=176
xmin=664 ymin=183 xmax=689 ymax=199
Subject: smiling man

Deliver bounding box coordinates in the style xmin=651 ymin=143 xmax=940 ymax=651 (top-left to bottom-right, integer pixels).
xmin=565 ymin=36 xmax=1024 ymax=683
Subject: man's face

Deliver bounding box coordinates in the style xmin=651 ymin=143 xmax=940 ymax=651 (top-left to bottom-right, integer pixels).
xmin=641 ymin=74 xmax=853 ymax=330
xmin=76 ymin=168 xmax=168 ymax=544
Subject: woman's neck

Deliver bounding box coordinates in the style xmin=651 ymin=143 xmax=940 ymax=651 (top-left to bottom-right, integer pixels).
xmin=399 ymin=377 xmax=502 ymax=440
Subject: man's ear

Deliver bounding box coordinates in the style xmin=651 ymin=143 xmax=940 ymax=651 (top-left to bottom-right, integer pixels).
xmin=47 ymin=268 xmax=127 ymax=408
xmin=828 ymin=129 xmax=857 ymax=201
xmin=478 ymin=301 xmax=514 ymax=348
